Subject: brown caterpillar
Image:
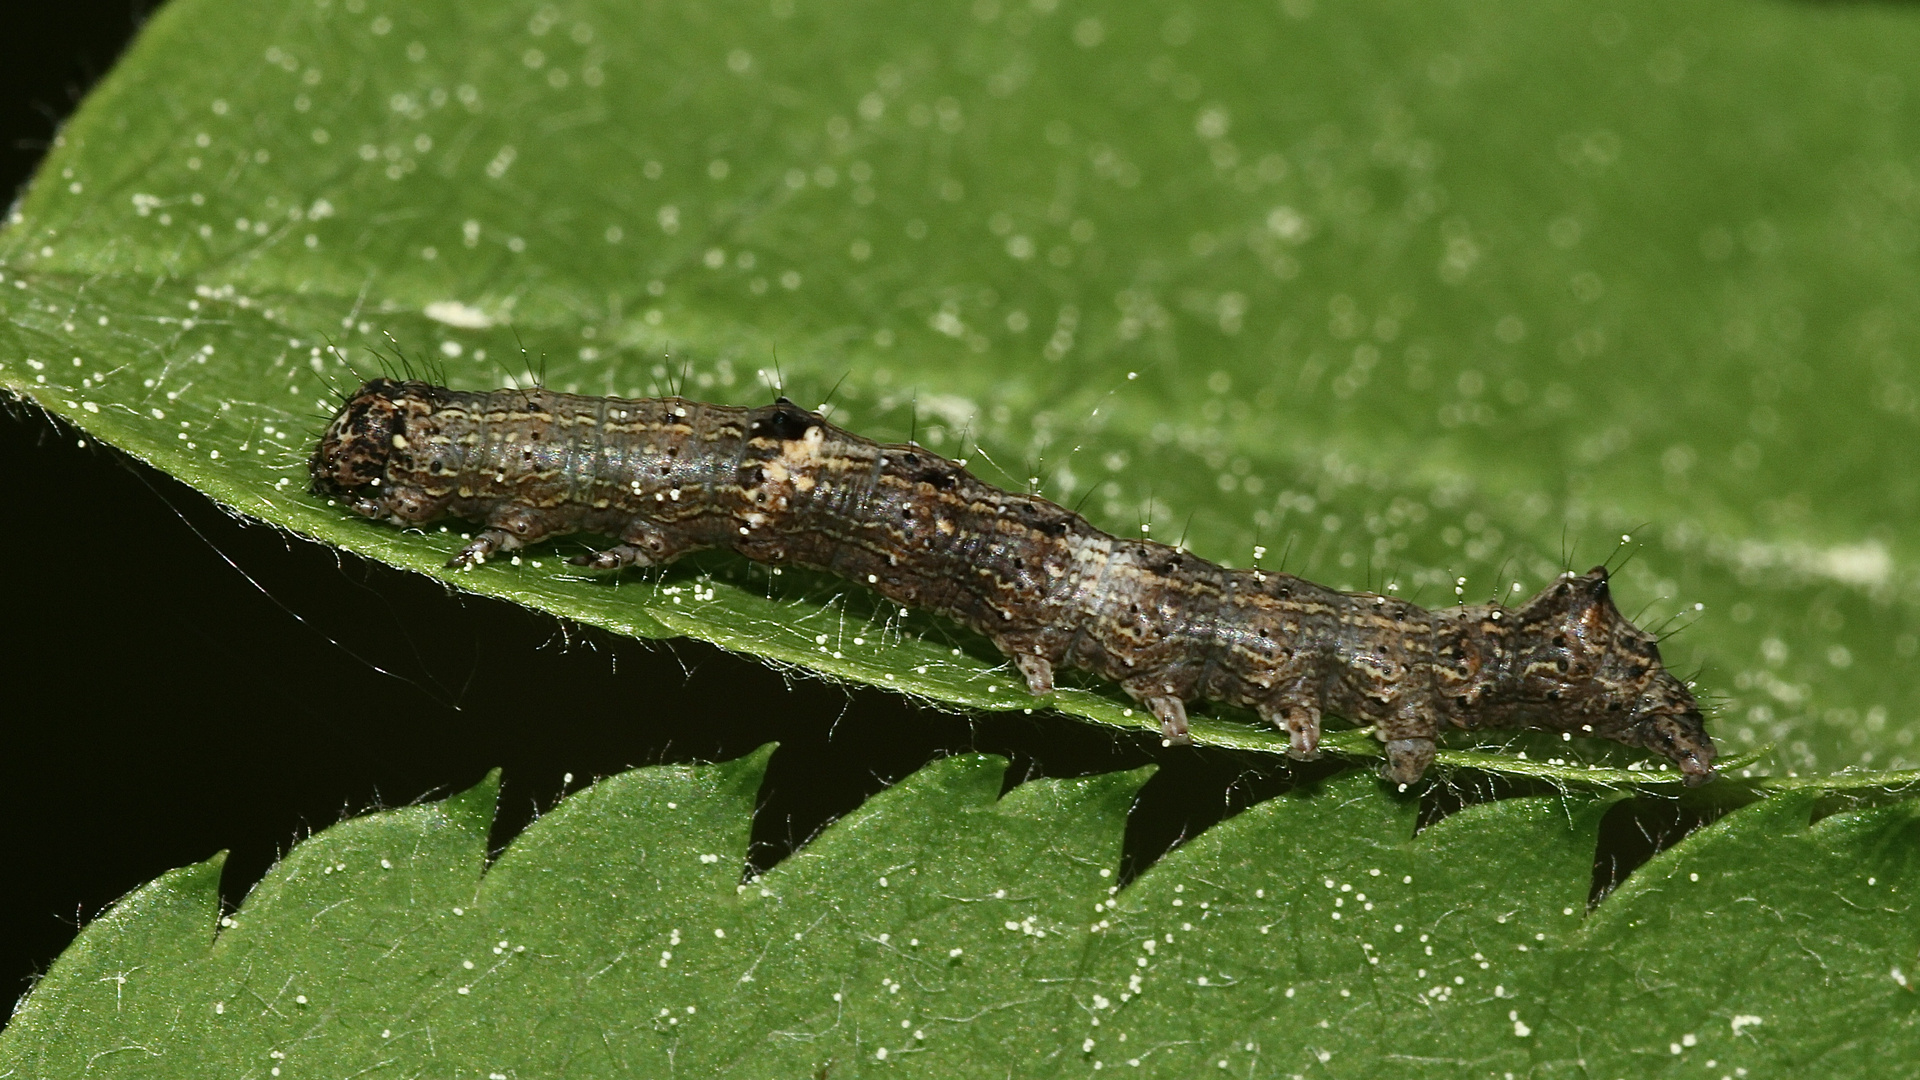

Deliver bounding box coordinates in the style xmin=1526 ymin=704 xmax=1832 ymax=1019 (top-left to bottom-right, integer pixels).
xmin=310 ymin=379 xmax=1718 ymax=785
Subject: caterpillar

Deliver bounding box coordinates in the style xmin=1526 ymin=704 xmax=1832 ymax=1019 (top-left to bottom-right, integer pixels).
xmin=310 ymin=378 xmax=1718 ymax=786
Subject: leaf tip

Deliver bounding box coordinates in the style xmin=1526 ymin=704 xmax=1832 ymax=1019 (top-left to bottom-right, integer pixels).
xmin=441 ymin=768 xmax=502 ymax=842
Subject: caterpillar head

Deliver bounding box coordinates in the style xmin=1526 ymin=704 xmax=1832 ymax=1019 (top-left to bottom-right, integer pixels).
xmin=309 ymin=378 xmax=418 ymax=510
xmin=1517 ymin=567 xmax=1718 ymax=785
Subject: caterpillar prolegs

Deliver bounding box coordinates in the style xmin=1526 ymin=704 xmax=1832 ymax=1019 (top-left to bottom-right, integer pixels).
xmin=310 ymin=379 xmax=1718 ymax=786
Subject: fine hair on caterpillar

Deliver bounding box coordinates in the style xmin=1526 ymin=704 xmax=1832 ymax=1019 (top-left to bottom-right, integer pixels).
xmin=311 ymin=378 xmax=1719 ymax=786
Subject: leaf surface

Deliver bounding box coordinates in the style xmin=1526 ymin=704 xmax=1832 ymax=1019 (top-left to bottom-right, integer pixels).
xmin=6 ymin=754 xmax=1917 ymax=1076
xmin=7 ymin=0 xmax=1920 ymax=780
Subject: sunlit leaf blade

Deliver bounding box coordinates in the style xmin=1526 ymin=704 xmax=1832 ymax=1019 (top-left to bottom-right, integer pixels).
xmin=5 ymin=754 xmax=1916 ymax=1075
xmin=3 ymin=1 xmax=1918 ymax=780
xmin=1556 ymin=791 xmax=1920 ymax=1070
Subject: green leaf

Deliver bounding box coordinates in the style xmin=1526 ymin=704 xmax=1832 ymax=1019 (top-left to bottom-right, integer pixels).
xmin=6 ymin=752 xmax=1917 ymax=1075
xmin=12 ymin=2 xmax=1920 ymax=1066
xmin=1563 ymin=790 xmax=1920 ymax=1069
xmin=4 ymin=0 xmax=1919 ymax=782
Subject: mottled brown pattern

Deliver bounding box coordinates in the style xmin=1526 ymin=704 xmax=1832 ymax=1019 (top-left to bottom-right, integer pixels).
xmin=311 ymin=379 xmax=1718 ymax=785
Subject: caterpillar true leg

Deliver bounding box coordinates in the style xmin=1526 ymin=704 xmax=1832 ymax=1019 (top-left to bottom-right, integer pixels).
xmin=569 ymin=544 xmax=650 ymax=571
xmin=448 ymin=530 xmax=512 ymax=567
xmin=1145 ymin=695 xmax=1192 ymax=745
xmin=1261 ymin=703 xmax=1321 ymax=761
xmin=449 ymin=505 xmax=567 ymax=567
xmin=1014 ymin=653 xmax=1056 ymax=696
xmin=1381 ymin=737 xmax=1436 ymax=785
xmin=569 ymin=519 xmax=690 ymax=571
